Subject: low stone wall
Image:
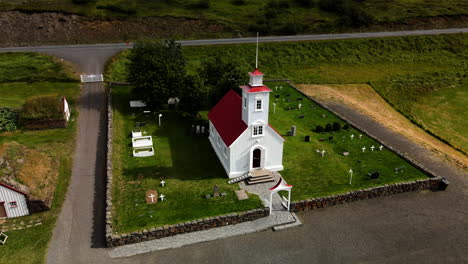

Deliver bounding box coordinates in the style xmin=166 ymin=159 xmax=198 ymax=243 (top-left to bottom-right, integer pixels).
xmin=291 ymin=177 xmax=444 ymax=212
xmin=104 ymin=85 xmax=269 ymax=248
xmin=107 ymin=208 xmax=269 ymax=247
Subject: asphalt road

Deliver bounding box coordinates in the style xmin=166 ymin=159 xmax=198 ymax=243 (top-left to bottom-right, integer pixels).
xmin=0 ymin=29 xmax=466 ymax=263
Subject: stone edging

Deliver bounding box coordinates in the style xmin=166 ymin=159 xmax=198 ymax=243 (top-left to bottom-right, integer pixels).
xmin=107 ymin=208 xmax=269 ymax=247
xmin=290 ymin=177 xmax=443 ymax=212
xmin=104 ymin=83 xmax=269 ymax=247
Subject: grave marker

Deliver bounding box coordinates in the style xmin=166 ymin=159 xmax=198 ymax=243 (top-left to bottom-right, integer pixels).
xmin=370 ymin=145 xmax=375 ymax=151
xmin=305 ymin=135 xmax=310 ymax=142
xmin=159 ymin=194 xmax=165 ymax=201
xmin=320 ymin=149 xmax=326 ymax=157
xmin=160 ymin=180 xmax=166 ymax=187
xmin=291 ymin=125 xmax=297 ymax=136
xmin=350 ymin=134 xmax=355 ymax=140
xmin=362 ymin=146 xmax=366 ymax=152
xmin=213 ymin=184 xmax=220 ymax=197
xmin=379 ymin=145 xmax=384 ymax=151
xmin=146 ymin=190 xmax=158 ymax=204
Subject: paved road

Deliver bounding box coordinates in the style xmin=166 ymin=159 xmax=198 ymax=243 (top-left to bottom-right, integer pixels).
xmin=0 ymin=29 xmax=465 ymax=263
xmin=0 ymin=28 xmax=467 ymax=55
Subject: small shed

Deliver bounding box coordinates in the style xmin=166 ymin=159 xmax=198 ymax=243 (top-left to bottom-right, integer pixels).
xmin=20 ymin=95 xmax=71 ymax=130
xmin=0 ymin=182 xmax=29 ymax=218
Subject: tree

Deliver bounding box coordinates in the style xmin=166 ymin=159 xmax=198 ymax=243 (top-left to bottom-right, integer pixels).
xmin=180 ymin=75 xmax=208 ymax=115
xmin=332 ymin=121 xmax=341 ymax=131
xmin=127 ymin=40 xmax=186 ymax=110
xmin=315 ymin=125 xmax=324 ymax=133
xmin=325 ymin=123 xmax=332 ymax=132
xmin=200 ymin=56 xmax=248 ymax=107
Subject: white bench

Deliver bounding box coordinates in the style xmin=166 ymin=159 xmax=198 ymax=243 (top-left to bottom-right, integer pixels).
xmin=133 ymin=147 xmax=155 ymax=157
xmin=132 ymin=136 xmax=153 ymax=148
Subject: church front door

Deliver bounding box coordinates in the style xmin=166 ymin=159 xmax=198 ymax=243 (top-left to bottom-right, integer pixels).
xmin=253 ymin=148 xmax=261 ymax=168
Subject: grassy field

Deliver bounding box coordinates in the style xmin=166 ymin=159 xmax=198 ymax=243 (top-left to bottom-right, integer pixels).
xmin=107 ymin=33 xmax=468 ymax=164
xmin=1 ymin=0 xmax=467 ymax=35
xmin=111 ymin=85 xmax=262 ymax=233
xmin=0 ymin=53 xmax=79 ymax=264
xmin=267 ymin=82 xmax=427 ymax=200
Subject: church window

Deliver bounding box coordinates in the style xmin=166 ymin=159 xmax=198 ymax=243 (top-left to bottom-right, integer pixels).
xmin=255 ymin=99 xmax=262 ymax=111
xmin=253 ymin=125 xmax=263 ymax=136
xmin=243 ymin=97 xmax=247 ymax=108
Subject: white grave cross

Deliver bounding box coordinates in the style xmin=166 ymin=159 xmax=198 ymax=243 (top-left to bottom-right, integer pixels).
xmin=159 ymin=194 xmax=165 ymax=201
xmin=359 ymin=134 xmax=363 ymax=139
xmin=160 ymin=180 xmax=166 ymax=187
xmin=298 ymin=103 xmax=302 ymax=109
xmin=350 ymin=134 xmax=355 ymax=140
xmin=379 ymin=145 xmax=384 ymax=151
xmin=320 ymin=149 xmax=326 ymax=157
xmin=362 ymin=146 xmax=366 ymax=152
xmin=370 ymin=145 xmax=375 ymax=151
xmin=148 ymin=193 xmax=156 ymax=203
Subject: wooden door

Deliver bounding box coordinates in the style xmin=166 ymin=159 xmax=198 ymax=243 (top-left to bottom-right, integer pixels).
xmin=253 ymin=149 xmax=261 ymax=168
xmin=0 ymin=203 xmax=7 ymax=218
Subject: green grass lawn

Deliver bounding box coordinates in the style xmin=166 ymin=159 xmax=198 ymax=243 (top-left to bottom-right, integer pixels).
xmin=0 ymin=82 xmax=78 ymax=108
xmin=267 ymin=82 xmax=427 ymax=200
xmin=111 ymin=85 xmax=262 ymax=233
xmin=107 ymin=34 xmax=468 ymax=157
xmin=0 ymin=52 xmax=79 ymax=264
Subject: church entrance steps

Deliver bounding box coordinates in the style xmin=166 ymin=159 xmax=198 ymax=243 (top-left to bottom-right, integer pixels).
xmin=246 ymin=169 xmax=275 ymax=185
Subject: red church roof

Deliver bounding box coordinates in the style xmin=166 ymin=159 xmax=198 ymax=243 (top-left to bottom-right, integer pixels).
xmin=208 ymin=90 xmax=248 ymax=147
xmin=249 ymin=68 xmax=264 ymax=76
xmin=240 ymin=85 xmax=272 ymax=93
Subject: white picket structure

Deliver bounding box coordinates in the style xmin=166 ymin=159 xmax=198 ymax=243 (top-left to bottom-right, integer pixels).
xmin=80 ymin=74 xmax=104 ymax=83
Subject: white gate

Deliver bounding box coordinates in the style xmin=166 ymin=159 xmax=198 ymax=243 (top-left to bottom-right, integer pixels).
xmin=80 ymin=74 xmax=104 ymax=83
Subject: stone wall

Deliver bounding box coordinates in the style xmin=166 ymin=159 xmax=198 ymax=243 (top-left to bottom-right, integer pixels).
xmin=106 ymin=208 xmax=269 ymax=247
xmin=104 ymin=84 xmax=269 ymax=248
xmin=290 ymin=177 xmax=444 ymax=212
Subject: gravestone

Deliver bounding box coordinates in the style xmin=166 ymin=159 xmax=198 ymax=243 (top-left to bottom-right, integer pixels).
xmin=201 ymin=126 xmax=206 ymax=135
xmin=146 ymin=190 xmax=158 ymax=204
xmin=196 ymin=125 xmax=200 ymax=134
xmin=368 ymin=171 xmax=380 ymax=179
xmin=287 ymin=99 xmax=291 ymax=103
xmin=297 ymin=97 xmax=303 ymax=101
xmin=299 ymin=115 xmax=304 ymax=119
xmin=275 ymin=95 xmax=280 ymax=98
xmin=159 ymin=194 xmax=165 ymax=201
xmin=213 ymin=184 xmax=220 ymax=197
xmin=286 ymin=93 xmax=291 ymax=97
xmin=328 ymin=136 xmax=333 ymax=140
xmin=379 ymin=145 xmax=384 ymax=151
xmin=342 ymin=152 xmax=350 ymax=156
xmin=298 ymin=103 xmax=302 ymax=109
xmin=205 ymin=194 xmax=211 ymax=199
xmin=291 ymin=125 xmax=297 ymax=136
xmin=305 ymin=135 xmax=310 ymax=142
xmin=235 ymin=190 xmax=249 ymax=200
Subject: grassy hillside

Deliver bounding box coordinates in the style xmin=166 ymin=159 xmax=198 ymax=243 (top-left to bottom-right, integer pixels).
xmin=107 ymin=33 xmax=468 ymax=158
xmin=2 ymin=0 xmax=467 ymax=35
xmin=0 ymin=53 xmax=79 ymax=264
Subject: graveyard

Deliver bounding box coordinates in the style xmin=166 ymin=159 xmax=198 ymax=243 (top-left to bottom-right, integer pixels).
xmin=0 ymin=52 xmax=79 ymax=263
xmin=267 ymin=82 xmax=428 ymax=200
xmin=111 ymin=85 xmax=263 ymax=233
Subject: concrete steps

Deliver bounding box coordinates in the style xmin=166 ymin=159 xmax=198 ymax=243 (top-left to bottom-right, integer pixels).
xmin=246 ymin=170 xmax=275 ymax=185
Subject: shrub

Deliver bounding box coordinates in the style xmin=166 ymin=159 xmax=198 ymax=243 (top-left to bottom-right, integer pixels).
xmin=190 ymin=0 xmax=211 ymax=9
xmin=231 ymin=0 xmax=246 ymax=5
xmin=343 ymin=123 xmax=350 ymax=130
xmin=315 ymin=125 xmax=324 ymax=132
xmin=325 ymin=123 xmax=332 ymax=132
xmin=332 ymin=121 xmax=341 ymax=131
xmin=72 ymin=0 xmax=95 ymax=4
xmin=295 ymin=0 xmax=314 ymax=7
xmin=0 ymin=107 xmax=18 ymax=132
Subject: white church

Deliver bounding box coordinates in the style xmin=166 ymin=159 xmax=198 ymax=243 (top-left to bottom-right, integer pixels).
xmin=208 ymin=68 xmax=284 ymax=179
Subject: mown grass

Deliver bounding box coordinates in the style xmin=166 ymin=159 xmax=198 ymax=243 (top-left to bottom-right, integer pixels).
xmin=0 ymin=52 xmax=79 ymax=264
xmin=107 ymin=33 xmax=467 ymax=159
xmin=112 ymin=85 xmax=263 ymax=233
xmin=267 ymin=82 xmax=427 ymax=200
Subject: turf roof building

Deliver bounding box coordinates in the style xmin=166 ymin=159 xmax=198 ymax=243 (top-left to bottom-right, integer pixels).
xmin=208 ymin=68 xmax=284 ymax=178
